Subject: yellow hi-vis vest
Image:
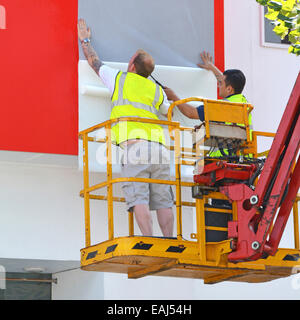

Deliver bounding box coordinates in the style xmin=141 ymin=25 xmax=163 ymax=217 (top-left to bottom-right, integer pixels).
xmin=110 ymin=71 xmax=166 ymax=146
xmin=210 ymin=94 xmax=253 ymax=157
xmin=224 ymin=94 xmax=253 ymax=140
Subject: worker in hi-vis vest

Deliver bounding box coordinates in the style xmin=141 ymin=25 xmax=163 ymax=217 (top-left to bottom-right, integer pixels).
xmin=78 ymin=19 xmax=174 ymax=237
xmin=164 ymin=51 xmax=253 ymax=157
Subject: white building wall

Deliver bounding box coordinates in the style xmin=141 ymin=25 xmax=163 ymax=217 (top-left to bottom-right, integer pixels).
xmin=52 ymin=268 xmax=104 ymax=300
xmin=0 ymin=154 xmax=107 ymax=299
xmin=0 ymin=157 xmax=85 ymax=261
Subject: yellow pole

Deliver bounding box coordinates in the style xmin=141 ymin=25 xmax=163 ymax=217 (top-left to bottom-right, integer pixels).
xmin=128 ymin=211 xmax=134 ymax=236
xmin=82 ymin=133 xmax=91 ymax=247
xmin=105 ymin=124 xmax=114 ymax=240
xmin=244 ymin=105 xmax=250 ymax=142
xmin=203 ymin=100 xmax=210 ymax=139
xmin=174 ymin=125 xmax=182 ymax=240
xmin=252 ymin=131 xmax=258 ymax=159
xmin=293 ymin=199 xmax=299 ymax=250
xmin=196 ymin=198 xmax=206 ymax=262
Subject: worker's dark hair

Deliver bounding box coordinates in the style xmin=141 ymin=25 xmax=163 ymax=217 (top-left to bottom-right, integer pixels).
xmin=223 ymin=69 xmax=246 ymax=94
xmin=133 ymin=51 xmax=155 ymax=78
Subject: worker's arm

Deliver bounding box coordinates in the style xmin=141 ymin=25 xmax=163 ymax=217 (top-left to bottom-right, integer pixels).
xmin=163 ymin=88 xmax=199 ymax=119
xmin=198 ymin=51 xmax=223 ymax=85
xmin=78 ymin=19 xmax=103 ymax=75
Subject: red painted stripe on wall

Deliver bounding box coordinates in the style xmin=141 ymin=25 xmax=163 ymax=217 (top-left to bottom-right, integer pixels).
xmin=0 ymin=0 xmax=78 ymax=155
xmin=214 ymin=0 xmax=225 ymax=73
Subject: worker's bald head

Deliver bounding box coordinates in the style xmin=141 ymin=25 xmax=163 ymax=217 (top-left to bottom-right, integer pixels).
xmin=128 ymin=49 xmax=155 ymax=78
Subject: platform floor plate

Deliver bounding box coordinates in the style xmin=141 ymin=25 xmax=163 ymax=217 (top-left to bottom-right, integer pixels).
xmin=81 ymin=237 xmax=300 ymax=284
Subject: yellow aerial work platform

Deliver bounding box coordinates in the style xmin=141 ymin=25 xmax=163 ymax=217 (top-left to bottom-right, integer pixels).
xmin=79 ymin=98 xmax=300 ymax=284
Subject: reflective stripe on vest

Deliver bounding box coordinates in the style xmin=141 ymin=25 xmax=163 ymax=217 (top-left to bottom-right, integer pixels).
xmin=110 ymin=71 xmax=165 ymax=146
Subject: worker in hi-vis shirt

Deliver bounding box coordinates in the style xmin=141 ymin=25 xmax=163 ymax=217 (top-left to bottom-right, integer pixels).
xmin=164 ymin=51 xmax=253 ymax=157
xmin=164 ymin=52 xmax=253 ymax=208
xmin=78 ymin=19 xmax=174 ymax=237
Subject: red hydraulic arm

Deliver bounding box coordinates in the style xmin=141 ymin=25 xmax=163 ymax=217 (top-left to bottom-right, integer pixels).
xmin=220 ymin=72 xmax=300 ymax=262
xmin=194 ymin=161 xmax=257 ymax=187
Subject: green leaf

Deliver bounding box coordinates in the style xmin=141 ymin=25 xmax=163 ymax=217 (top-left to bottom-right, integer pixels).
xmin=277 ymin=13 xmax=294 ymax=22
xmin=293 ymin=42 xmax=300 ymax=49
xmin=256 ymin=0 xmax=268 ymax=5
xmin=285 ymin=7 xmax=299 ymax=17
xmin=268 ymin=1 xmax=283 ymax=11
xmin=288 ymin=44 xmax=300 ymax=55
xmin=289 ymin=29 xmax=300 ymax=37
xmin=265 ymin=9 xmax=280 ymax=20
xmin=285 ymin=21 xmax=296 ymax=28
xmin=287 ymin=29 xmax=299 ymax=44
xmin=282 ymin=0 xmax=296 ymax=12
xmin=289 ymin=33 xmax=298 ymax=43
xmin=273 ymin=23 xmax=289 ymax=38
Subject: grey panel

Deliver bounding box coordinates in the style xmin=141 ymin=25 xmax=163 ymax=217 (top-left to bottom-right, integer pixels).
xmin=78 ymin=0 xmax=214 ymax=67
xmin=264 ymin=7 xmax=281 ymax=44
xmin=1 ymin=272 xmax=52 ymax=300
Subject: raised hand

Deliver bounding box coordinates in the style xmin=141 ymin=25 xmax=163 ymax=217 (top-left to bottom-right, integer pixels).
xmin=197 ymin=51 xmax=214 ymax=71
xmin=77 ymin=19 xmax=102 ymax=75
xmin=78 ymin=18 xmax=91 ymax=42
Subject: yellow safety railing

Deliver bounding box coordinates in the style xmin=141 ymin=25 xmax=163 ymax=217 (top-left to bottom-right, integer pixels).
xmin=79 ymin=116 xmax=201 ymax=248
xmin=79 ymin=101 xmax=299 ymax=261
xmin=167 ymin=97 xmax=253 ymax=143
xmin=250 ymin=131 xmax=276 ymax=157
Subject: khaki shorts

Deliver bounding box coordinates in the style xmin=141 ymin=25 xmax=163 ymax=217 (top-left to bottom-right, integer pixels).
xmin=121 ymin=141 xmax=174 ymax=212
